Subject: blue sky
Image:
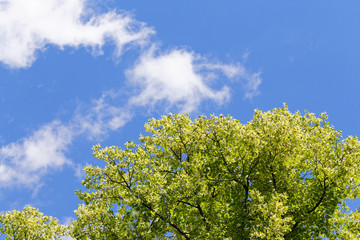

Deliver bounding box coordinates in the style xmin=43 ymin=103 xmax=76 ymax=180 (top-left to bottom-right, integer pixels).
xmin=1 ymin=0 xmax=360 ymax=228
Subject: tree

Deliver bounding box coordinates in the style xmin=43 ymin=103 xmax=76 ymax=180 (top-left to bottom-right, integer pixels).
xmin=0 ymin=205 xmax=67 ymax=240
xmin=68 ymin=105 xmax=360 ymax=239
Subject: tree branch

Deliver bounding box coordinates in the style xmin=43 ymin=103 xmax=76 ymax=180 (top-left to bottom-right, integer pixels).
xmin=141 ymin=202 xmax=190 ymax=240
xmin=307 ymin=178 xmax=327 ymax=214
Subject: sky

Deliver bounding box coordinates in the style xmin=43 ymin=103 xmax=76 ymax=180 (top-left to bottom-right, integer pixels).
xmin=1 ymin=0 xmax=360 ymax=229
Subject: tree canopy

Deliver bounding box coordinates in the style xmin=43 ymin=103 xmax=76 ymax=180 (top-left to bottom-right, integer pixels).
xmin=1 ymin=105 xmax=360 ymax=239
xmin=72 ymin=105 xmax=360 ymax=239
xmin=0 ymin=205 xmax=66 ymax=240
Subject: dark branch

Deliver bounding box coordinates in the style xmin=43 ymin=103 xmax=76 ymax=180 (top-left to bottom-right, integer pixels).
xmin=141 ymin=202 xmax=190 ymax=240
xmin=307 ymin=178 xmax=327 ymax=214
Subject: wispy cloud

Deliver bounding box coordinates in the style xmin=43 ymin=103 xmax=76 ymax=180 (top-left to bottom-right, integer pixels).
xmin=0 ymin=0 xmax=153 ymax=68
xmin=199 ymin=61 xmax=262 ymax=100
xmin=73 ymin=90 xmax=133 ymax=139
xmin=0 ymin=96 xmax=132 ymax=189
xmin=0 ymin=89 xmax=136 ymax=189
xmin=0 ymin=0 xmax=262 ymax=190
xmin=0 ymin=69 xmax=261 ymax=189
xmin=0 ymin=121 xmax=73 ymax=187
xmin=0 ymin=0 xmax=261 ymax=100
xmin=243 ymin=72 xmax=262 ymax=100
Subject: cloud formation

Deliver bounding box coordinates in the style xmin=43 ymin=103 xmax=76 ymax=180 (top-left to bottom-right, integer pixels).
xmin=0 ymin=0 xmax=262 ymax=189
xmin=0 ymin=86 xmax=139 ymax=187
xmin=0 ymin=121 xmax=73 ymax=187
xmin=127 ymin=47 xmax=261 ymax=111
xmin=0 ymin=0 xmax=153 ymax=68
xmin=243 ymin=72 xmax=262 ymax=99
xmin=73 ymin=91 xmax=133 ymax=139
xmin=127 ymin=48 xmax=230 ymax=112
xmin=0 ymin=94 xmax=133 ymax=188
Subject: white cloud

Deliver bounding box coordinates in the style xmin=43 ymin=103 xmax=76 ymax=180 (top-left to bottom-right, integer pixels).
xmin=126 ymin=46 xmax=261 ymax=112
xmin=0 ymin=62 xmax=260 ymax=188
xmin=199 ymin=62 xmax=262 ymax=100
xmin=0 ymin=93 xmax=133 ymax=188
xmin=0 ymin=0 xmax=153 ymax=68
xmin=73 ymin=91 xmax=133 ymax=139
xmin=0 ymin=165 xmax=16 ymax=184
xmin=126 ymin=47 xmax=233 ymax=112
xmin=0 ymin=0 xmax=261 ymax=101
xmin=243 ymin=72 xmax=262 ymax=100
xmin=0 ymin=121 xmax=73 ymax=187
xmin=198 ymin=62 xmax=246 ymax=79
xmin=0 ymin=0 xmax=262 ymax=190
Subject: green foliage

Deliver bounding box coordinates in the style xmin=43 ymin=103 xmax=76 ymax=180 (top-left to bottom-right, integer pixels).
xmin=2 ymin=105 xmax=360 ymax=239
xmin=0 ymin=205 xmax=67 ymax=240
xmin=70 ymin=105 xmax=360 ymax=239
